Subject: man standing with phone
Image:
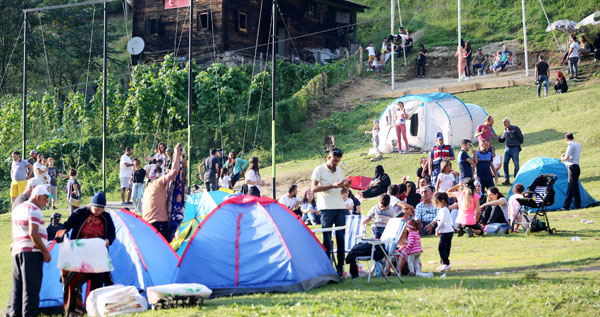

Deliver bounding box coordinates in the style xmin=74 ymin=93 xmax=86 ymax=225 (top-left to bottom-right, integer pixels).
xmin=311 ymin=148 xmax=352 ymax=277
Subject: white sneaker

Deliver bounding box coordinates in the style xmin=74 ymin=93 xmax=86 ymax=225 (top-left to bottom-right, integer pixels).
xmin=439 ymin=264 xmax=451 ymax=272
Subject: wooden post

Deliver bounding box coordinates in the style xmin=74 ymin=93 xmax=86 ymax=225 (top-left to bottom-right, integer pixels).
xmin=317 ymin=51 xmax=321 ymax=65
xmin=346 ymin=50 xmax=350 ymax=79
xmin=358 ymin=45 xmax=363 ymax=75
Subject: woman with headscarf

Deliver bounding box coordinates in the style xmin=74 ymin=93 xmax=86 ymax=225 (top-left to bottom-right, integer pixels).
xmin=554 ymin=71 xmax=568 ymax=94
xmin=405 ymin=181 xmax=421 ymax=208
xmin=360 ymin=165 xmax=391 ymax=199
xmin=55 ymin=192 xmax=116 ymax=316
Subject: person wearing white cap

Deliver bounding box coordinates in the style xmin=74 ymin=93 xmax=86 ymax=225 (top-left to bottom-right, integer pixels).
xmin=7 ymin=185 xmax=53 ymax=317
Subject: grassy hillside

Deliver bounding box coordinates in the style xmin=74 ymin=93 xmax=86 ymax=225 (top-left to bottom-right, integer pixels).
xmin=354 ymin=0 xmax=599 ymax=49
xmin=2 ymin=79 xmax=600 ymax=315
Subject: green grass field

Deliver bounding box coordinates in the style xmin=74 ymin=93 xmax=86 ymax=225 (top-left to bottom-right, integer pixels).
xmin=2 ymin=72 xmax=600 ymax=315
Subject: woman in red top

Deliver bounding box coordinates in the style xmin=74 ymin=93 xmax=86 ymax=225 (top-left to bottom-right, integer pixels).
xmin=56 ymin=192 xmax=116 ymax=316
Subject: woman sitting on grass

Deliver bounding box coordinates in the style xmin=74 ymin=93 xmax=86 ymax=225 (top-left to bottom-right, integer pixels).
xmin=447 ymin=178 xmax=483 ymax=237
xmin=479 ymin=186 xmax=508 ymax=225
xmin=360 ymin=165 xmax=391 ymax=199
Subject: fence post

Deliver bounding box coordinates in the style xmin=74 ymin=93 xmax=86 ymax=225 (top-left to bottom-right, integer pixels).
xmin=358 ymin=45 xmax=363 ymax=75
xmin=317 ymin=51 xmax=321 ymax=65
xmin=346 ymin=50 xmax=351 ymax=79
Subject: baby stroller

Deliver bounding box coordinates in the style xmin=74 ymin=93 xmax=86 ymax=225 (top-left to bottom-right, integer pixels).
xmin=515 ymin=174 xmax=558 ymax=235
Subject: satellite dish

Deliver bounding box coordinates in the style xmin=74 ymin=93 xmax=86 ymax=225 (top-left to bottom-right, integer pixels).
xmin=127 ymin=37 xmax=145 ymax=55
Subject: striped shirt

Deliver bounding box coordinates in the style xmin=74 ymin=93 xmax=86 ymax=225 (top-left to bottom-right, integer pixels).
xmin=11 ymin=201 xmax=47 ymax=256
xmin=404 ymin=230 xmax=423 ymax=256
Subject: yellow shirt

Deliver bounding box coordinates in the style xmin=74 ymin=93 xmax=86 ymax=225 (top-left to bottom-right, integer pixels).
xmin=311 ymin=164 xmax=345 ymax=210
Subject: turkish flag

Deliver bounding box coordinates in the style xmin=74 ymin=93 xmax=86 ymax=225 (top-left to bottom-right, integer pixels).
xmin=164 ymin=0 xmax=190 ymax=9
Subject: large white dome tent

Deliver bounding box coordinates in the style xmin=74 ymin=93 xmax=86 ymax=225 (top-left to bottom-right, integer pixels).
xmin=377 ymin=93 xmax=488 ymax=153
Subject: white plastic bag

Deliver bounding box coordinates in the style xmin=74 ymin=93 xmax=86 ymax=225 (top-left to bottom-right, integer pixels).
xmin=146 ymin=283 xmax=212 ymax=305
xmin=57 ymin=237 xmax=113 ymax=273
xmin=86 ymin=284 xmax=148 ymax=316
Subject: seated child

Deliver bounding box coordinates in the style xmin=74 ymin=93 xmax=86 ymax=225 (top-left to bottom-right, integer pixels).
xmin=361 ymin=194 xmax=394 ymax=239
xmin=342 ymin=188 xmax=354 ymax=215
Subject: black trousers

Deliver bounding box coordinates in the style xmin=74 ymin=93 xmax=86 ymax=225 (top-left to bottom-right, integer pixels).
xmin=438 ymin=232 xmax=453 ymax=265
xmin=321 ymin=209 xmax=346 ymax=274
xmin=230 ymin=172 xmax=241 ymax=188
xmin=564 ymin=164 xmax=581 ymax=209
xmin=416 ymin=60 xmax=426 ymax=76
xmin=152 ymin=221 xmax=172 ymax=242
xmin=480 ymin=205 xmax=507 ymax=225
xmin=7 ymin=252 xmax=43 ymax=317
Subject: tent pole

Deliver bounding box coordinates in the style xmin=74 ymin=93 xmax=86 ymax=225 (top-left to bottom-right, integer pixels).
xmin=457 ymin=0 xmax=461 ymax=82
xmin=271 ymin=0 xmax=277 ymax=199
xmin=521 ymin=0 xmax=529 ymax=76
xmin=187 ymin=0 xmax=194 ymax=191
xmin=396 ymin=0 xmax=407 ymax=67
xmin=102 ymin=2 xmax=107 ymax=192
xmin=390 ymin=0 xmax=394 ymax=90
xmin=538 ymin=0 xmax=560 ymax=50
xmin=22 ymin=12 xmax=27 ymax=155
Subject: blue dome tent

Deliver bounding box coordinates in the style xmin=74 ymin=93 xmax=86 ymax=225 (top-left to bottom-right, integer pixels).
xmin=39 ymin=209 xmax=179 ymax=310
xmin=172 ymin=190 xmax=232 ymax=256
xmin=175 ymin=195 xmax=341 ymax=296
xmin=507 ymin=157 xmax=598 ymax=211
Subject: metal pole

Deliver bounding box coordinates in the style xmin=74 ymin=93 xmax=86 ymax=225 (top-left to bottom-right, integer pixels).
xmin=22 ymin=12 xmax=27 ymax=155
xmin=396 ymin=0 xmax=407 ymax=66
xmin=102 ymin=2 xmax=107 ymax=192
xmin=390 ymin=0 xmax=394 ymax=90
xmin=457 ymin=0 xmax=462 ymax=82
xmin=521 ymin=0 xmax=529 ymax=76
xmin=187 ymin=0 xmax=193 ymax=190
xmin=271 ymin=0 xmax=277 ymax=199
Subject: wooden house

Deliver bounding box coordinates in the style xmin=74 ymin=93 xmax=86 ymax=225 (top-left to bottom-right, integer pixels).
xmin=131 ymin=0 xmax=368 ymax=65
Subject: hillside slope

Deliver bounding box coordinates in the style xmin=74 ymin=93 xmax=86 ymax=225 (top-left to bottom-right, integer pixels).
xmin=354 ymin=0 xmax=598 ymax=49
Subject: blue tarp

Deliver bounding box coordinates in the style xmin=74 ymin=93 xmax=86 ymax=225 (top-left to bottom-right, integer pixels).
xmin=39 ymin=209 xmax=179 ymax=309
xmin=174 ymin=195 xmax=341 ymax=296
xmin=507 ymin=157 xmax=598 ymax=210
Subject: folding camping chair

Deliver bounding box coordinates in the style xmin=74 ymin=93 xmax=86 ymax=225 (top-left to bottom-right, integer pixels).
xmin=316 ymin=135 xmax=336 ymax=161
xmin=344 ymin=215 xmax=367 ymax=253
xmin=356 ymin=218 xmax=406 ymax=283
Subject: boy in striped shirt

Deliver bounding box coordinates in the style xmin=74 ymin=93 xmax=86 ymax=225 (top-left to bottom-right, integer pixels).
xmin=6 ymin=185 xmax=53 ymax=317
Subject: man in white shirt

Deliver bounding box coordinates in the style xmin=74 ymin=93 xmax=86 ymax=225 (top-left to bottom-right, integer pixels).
xmin=279 ymin=185 xmax=302 ymax=216
xmin=119 ymin=146 xmax=134 ymax=204
xmin=311 ymin=148 xmax=352 ymax=276
xmin=561 ymin=132 xmax=582 ymax=210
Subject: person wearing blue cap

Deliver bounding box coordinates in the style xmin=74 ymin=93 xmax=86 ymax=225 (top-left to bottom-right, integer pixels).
xmin=56 ymin=191 xmax=116 ymax=315
xmin=429 ymin=132 xmax=455 ymax=185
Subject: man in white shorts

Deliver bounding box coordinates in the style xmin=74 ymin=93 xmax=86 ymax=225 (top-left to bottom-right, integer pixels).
xmin=120 ymin=146 xmax=134 ymax=204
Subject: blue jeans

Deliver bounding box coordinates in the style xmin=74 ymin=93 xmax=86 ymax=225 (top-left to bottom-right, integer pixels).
xmin=568 ymin=57 xmax=579 ymax=78
xmin=132 ymin=183 xmax=144 ymax=212
xmin=472 ymin=63 xmax=486 ymax=75
xmin=537 ymin=75 xmax=548 ymax=96
xmin=302 ymin=212 xmax=321 ymax=225
xmin=503 ymin=147 xmax=520 ymax=181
